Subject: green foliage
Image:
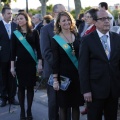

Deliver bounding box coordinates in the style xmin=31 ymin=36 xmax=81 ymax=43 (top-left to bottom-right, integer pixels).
xmin=80 ymin=6 xmax=92 ymax=13
xmin=28 ymin=9 xmax=41 ymax=15
xmin=112 ymin=10 xmax=120 ymax=20
xmin=46 ymin=4 xmax=53 ymax=14
xmin=70 ymin=10 xmax=75 ymax=18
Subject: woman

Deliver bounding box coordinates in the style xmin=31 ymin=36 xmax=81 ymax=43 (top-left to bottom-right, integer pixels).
xmin=43 ymin=15 xmax=53 ymax=26
xmin=11 ymin=12 xmax=42 ymax=120
xmin=51 ymin=11 xmax=84 ymax=120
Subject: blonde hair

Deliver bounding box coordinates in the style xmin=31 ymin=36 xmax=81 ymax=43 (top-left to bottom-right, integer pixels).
xmin=54 ymin=11 xmax=77 ymax=35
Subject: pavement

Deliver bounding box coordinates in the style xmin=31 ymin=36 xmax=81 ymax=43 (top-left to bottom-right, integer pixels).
xmin=34 ymin=88 xmax=120 ymax=120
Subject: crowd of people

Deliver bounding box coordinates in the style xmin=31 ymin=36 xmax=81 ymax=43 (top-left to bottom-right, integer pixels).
xmin=0 ymin=1 xmax=120 ymax=120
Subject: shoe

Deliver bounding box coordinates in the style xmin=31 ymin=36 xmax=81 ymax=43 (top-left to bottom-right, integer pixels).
xmin=80 ymin=107 xmax=87 ymax=115
xmin=9 ymin=99 xmax=19 ymax=105
xmin=0 ymin=99 xmax=6 ymax=107
xmin=20 ymin=114 xmax=26 ymax=120
xmin=27 ymin=110 xmax=33 ymax=120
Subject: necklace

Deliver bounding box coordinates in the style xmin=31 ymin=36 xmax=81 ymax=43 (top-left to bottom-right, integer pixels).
xmin=62 ymin=32 xmax=75 ymax=55
xmin=22 ymin=32 xmax=27 ymax=38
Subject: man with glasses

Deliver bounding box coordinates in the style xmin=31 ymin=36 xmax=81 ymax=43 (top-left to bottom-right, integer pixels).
xmin=79 ymin=9 xmax=120 ymax=120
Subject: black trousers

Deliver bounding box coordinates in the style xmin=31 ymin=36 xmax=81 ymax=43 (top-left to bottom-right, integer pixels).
xmin=0 ymin=61 xmax=17 ymax=101
xmin=87 ymin=96 xmax=118 ymax=120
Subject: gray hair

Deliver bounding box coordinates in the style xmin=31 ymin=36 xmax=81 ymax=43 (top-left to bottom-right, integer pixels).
xmin=34 ymin=14 xmax=43 ymax=21
xmin=53 ymin=4 xmax=64 ymax=12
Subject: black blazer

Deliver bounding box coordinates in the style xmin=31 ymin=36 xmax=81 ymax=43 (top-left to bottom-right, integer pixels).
xmin=0 ymin=20 xmax=17 ymax=62
xmin=79 ymin=30 xmax=120 ymax=98
xmin=40 ymin=20 xmax=54 ymax=78
xmin=35 ymin=21 xmax=43 ymax=35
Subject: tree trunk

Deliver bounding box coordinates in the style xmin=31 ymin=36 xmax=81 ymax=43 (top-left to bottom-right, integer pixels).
xmin=39 ymin=0 xmax=48 ymax=17
xmin=74 ymin=0 xmax=81 ymax=19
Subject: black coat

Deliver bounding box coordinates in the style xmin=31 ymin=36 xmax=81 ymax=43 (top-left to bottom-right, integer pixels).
xmin=0 ymin=20 xmax=17 ymax=62
xmin=79 ymin=30 xmax=120 ymax=99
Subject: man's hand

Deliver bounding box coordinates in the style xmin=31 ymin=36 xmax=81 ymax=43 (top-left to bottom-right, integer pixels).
xmin=10 ymin=67 xmax=16 ymax=77
xmin=84 ymin=92 xmax=92 ymax=102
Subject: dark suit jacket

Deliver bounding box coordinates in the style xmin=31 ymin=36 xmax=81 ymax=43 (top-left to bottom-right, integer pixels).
xmin=40 ymin=20 xmax=54 ymax=78
xmin=35 ymin=21 xmax=43 ymax=35
xmin=79 ymin=30 xmax=120 ymax=99
xmin=0 ymin=20 xmax=17 ymax=62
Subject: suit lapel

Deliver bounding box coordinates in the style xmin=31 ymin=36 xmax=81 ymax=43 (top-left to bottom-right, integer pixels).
xmin=109 ymin=32 xmax=115 ymax=60
xmin=1 ymin=21 xmax=9 ymax=39
xmin=92 ymin=31 xmax=108 ymax=60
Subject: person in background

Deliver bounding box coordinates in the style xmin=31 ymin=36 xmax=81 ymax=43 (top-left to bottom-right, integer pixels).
xmin=43 ymin=15 xmax=53 ymax=26
xmin=32 ymin=14 xmax=43 ymax=34
xmin=115 ymin=12 xmax=120 ymax=26
xmin=52 ymin=11 xmax=84 ymax=120
xmin=78 ymin=12 xmax=89 ymax=38
xmin=12 ymin=14 xmax=18 ymax=24
xmin=40 ymin=4 xmax=70 ymax=120
xmin=0 ymin=7 xmax=19 ymax=107
xmin=83 ymin=8 xmax=98 ymax=36
xmin=79 ymin=9 xmax=120 ymax=120
xmin=11 ymin=12 xmax=42 ymax=120
xmin=76 ymin=13 xmax=84 ymax=29
xmin=99 ymin=2 xmax=115 ymax=28
xmin=0 ymin=13 xmax=3 ymax=20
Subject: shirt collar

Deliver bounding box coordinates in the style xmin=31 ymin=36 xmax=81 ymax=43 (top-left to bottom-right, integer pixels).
xmin=96 ymin=29 xmax=109 ymax=38
xmin=2 ymin=20 xmax=11 ymax=25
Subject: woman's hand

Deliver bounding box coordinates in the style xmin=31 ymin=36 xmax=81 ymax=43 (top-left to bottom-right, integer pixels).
xmin=10 ymin=67 xmax=16 ymax=77
xmin=53 ymin=80 xmax=59 ymax=91
xmin=37 ymin=63 xmax=43 ymax=75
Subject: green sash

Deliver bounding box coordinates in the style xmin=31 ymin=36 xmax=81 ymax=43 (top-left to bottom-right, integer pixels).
xmin=13 ymin=30 xmax=37 ymax=63
xmin=53 ymin=35 xmax=78 ymax=69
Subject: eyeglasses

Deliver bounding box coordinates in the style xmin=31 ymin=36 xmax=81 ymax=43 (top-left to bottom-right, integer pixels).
xmin=86 ymin=16 xmax=92 ymax=18
xmin=96 ymin=17 xmax=112 ymax=22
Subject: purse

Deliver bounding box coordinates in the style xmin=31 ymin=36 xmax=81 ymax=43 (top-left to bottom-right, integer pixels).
xmin=48 ymin=74 xmax=71 ymax=91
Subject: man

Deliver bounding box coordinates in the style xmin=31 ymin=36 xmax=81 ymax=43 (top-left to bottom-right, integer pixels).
xmin=99 ymin=2 xmax=115 ymax=28
xmin=0 ymin=7 xmax=19 ymax=107
xmin=79 ymin=9 xmax=120 ymax=120
xmin=32 ymin=14 xmax=43 ymax=34
xmin=40 ymin=4 xmax=67 ymax=120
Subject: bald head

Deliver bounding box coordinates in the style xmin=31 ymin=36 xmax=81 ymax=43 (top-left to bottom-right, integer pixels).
xmin=52 ymin=4 xmax=66 ymax=19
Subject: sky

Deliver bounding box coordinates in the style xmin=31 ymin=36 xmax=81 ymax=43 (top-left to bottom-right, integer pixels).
xmin=10 ymin=0 xmax=120 ymax=9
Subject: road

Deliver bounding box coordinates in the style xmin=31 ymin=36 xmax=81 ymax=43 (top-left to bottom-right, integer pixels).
xmin=0 ymin=100 xmax=48 ymax=120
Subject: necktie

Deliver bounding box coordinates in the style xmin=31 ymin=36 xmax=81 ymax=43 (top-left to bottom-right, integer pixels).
xmin=101 ymin=35 xmax=110 ymax=59
xmin=5 ymin=24 xmax=11 ymax=39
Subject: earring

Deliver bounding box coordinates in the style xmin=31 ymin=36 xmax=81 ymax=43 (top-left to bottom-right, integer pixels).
xmin=59 ymin=25 xmax=61 ymax=27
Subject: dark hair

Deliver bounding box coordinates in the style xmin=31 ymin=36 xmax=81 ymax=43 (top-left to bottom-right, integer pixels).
xmin=99 ymin=2 xmax=108 ymax=10
xmin=54 ymin=11 xmax=77 ymax=35
xmin=17 ymin=12 xmax=32 ymax=34
xmin=53 ymin=4 xmax=64 ymax=12
xmin=43 ymin=15 xmax=53 ymax=24
xmin=87 ymin=8 xmax=99 ymax=21
xmin=2 ymin=7 xmax=11 ymax=14
xmin=18 ymin=9 xmax=25 ymax=13
xmin=78 ymin=13 xmax=84 ymax=20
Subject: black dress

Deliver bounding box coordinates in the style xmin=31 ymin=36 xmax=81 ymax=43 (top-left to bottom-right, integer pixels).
xmin=11 ymin=30 xmax=41 ymax=87
xmin=52 ymin=34 xmax=84 ymax=107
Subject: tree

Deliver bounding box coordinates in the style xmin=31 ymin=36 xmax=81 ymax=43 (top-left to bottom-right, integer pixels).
xmin=39 ymin=0 xmax=48 ymax=17
xmin=74 ymin=0 xmax=81 ymax=19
